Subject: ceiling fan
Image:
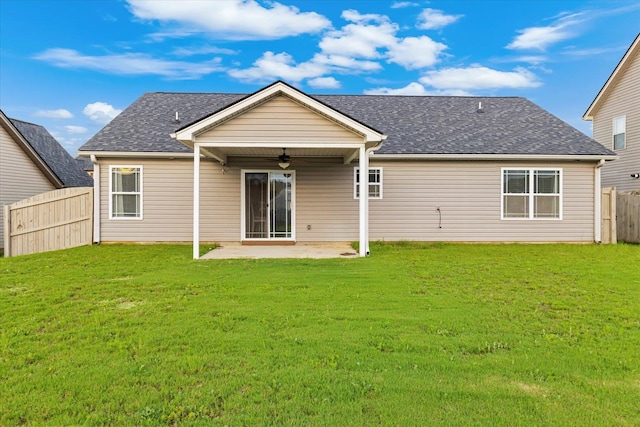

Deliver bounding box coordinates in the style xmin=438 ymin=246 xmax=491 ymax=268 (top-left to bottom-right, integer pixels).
xmin=261 ymin=148 xmax=292 ymax=169
xmin=277 ymin=148 xmax=291 ymax=169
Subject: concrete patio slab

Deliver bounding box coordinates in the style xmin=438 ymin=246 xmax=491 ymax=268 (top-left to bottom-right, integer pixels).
xmin=200 ymin=242 xmax=358 ymax=259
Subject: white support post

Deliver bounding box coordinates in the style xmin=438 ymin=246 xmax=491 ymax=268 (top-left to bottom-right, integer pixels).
xmin=92 ymin=157 xmax=100 ymax=244
xmin=358 ymin=146 xmax=368 ymax=257
xmin=193 ymin=144 xmax=201 ymax=259
xmin=594 ymin=159 xmax=604 ymax=243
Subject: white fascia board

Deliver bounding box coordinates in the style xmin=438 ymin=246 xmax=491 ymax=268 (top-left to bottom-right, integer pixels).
xmin=196 ymin=141 xmax=364 ymax=149
xmin=78 ymin=151 xmax=193 ymax=158
xmin=369 ymin=153 xmax=618 ymax=162
xmin=174 ymin=82 xmax=386 ymax=144
xmin=583 ymin=33 xmax=640 ymax=120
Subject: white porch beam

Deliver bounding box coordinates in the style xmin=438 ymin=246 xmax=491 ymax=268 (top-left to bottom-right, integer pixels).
xmin=359 ymin=145 xmax=369 ymax=257
xmin=193 ymin=144 xmax=201 ymax=259
xmin=194 ymin=141 xmax=363 ymax=149
xmin=201 ymin=147 xmax=227 ymax=165
xmin=343 ymin=148 xmax=359 ymax=164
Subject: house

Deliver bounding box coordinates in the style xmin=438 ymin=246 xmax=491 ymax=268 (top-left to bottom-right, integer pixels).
xmin=0 ymin=110 xmax=93 ymax=249
xmin=583 ymin=33 xmax=640 ymax=192
xmin=78 ymin=81 xmax=615 ymax=258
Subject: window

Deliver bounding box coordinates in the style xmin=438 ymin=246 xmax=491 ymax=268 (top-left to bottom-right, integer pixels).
xmin=502 ymin=168 xmax=561 ymax=219
xmin=613 ymin=116 xmax=626 ymax=150
xmin=110 ymin=166 xmax=142 ymax=219
xmin=354 ymin=167 xmax=382 ymax=199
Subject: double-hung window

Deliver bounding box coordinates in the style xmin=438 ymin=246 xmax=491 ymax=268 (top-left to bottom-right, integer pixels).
xmin=613 ymin=116 xmax=626 ymax=150
xmin=110 ymin=166 xmax=142 ymax=219
xmin=354 ymin=167 xmax=383 ymax=199
xmin=502 ymin=168 xmax=561 ymax=219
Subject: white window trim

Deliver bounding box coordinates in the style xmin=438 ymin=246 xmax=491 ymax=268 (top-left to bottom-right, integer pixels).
xmin=501 ymin=167 xmax=562 ymax=220
xmin=109 ymin=165 xmax=143 ymax=220
xmin=613 ymin=115 xmax=626 ymax=150
xmin=354 ymin=167 xmax=383 ymax=199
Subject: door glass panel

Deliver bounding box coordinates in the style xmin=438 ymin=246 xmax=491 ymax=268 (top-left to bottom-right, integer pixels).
xmin=245 ymin=173 xmax=268 ymax=238
xmin=270 ymin=172 xmax=292 ymax=238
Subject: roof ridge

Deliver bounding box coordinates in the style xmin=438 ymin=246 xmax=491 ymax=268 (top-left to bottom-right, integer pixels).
xmin=8 ymin=117 xmax=46 ymax=127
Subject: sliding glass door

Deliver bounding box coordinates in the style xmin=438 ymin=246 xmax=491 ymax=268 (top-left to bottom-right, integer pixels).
xmin=244 ymin=171 xmax=293 ymax=240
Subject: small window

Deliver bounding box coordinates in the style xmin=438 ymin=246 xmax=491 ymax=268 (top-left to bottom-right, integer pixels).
xmin=110 ymin=166 xmax=142 ymax=219
xmin=502 ymin=168 xmax=561 ymax=220
xmin=613 ymin=116 xmax=626 ymax=150
xmin=354 ymin=167 xmax=383 ymax=199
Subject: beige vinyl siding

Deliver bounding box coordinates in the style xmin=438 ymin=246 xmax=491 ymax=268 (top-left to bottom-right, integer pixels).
xmin=97 ymin=157 xmax=596 ymax=244
xmin=198 ymin=95 xmax=363 ymax=144
xmin=368 ymin=160 xmax=595 ymax=242
xmin=99 ymin=158 xmax=194 ymax=242
xmin=593 ymin=45 xmax=640 ymax=192
xmin=1 ymin=125 xmax=56 ymax=248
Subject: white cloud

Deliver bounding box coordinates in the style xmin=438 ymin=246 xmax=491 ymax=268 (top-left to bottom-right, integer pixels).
xmin=83 ymin=102 xmax=122 ymax=125
xmin=417 ymin=8 xmax=463 ymax=30
xmin=64 ymin=125 xmax=88 ymax=134
xmin=228 ymin=51 xmax=326 ymax=83
xmin=365 ymin=82 xmax=471 ymax=96
xmin=308 ymin=77 xmax=341 ymax=89
xmin=419 ymin=65 xmax=541 ymax=90
xmin=387 ymin=36 xmax=447 ymax=69
xmin=172 ymin=46 xmax=237 ymax=56
xmin=312 ymin=54 xmax=382 ymax=72
xmin=507 ymin=13 xmax=583 ymax=50
xmin=34 ymin=109 xmax=73 ymax=119
xmin=391 ymin=2 xmax=419 ymax=9
xmin=228 ymin=8 xmax=449 ymax=86
xmin=319 ymin=13 xmax=398 ymax=59
xmin=34 ymin=48 xmax=225 ymax=80
xmin=126 ymin=0 xmax=330 ymax=40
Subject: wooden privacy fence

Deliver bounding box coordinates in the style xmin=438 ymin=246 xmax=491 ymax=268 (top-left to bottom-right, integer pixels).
xmin=617 ymin=190 xmax=640 ymax=244
xmin=3 ymin=187 xmax=93 ymax=257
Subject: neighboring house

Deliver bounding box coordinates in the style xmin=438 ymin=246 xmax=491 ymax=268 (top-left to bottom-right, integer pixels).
xmin=584 ymin=33 xmax=640 ymax=192
xmin=78 ymin=81 xmax=615 ymax=258
xmin=75 ymin=156 xmax=94 ymax=177
xmin=0 ymin=110 xmax=93 ymax=249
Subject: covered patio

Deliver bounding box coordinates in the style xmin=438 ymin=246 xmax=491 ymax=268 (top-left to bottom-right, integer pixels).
xmin=171 ymin=82 xmax=386 ymax=259
xmin=200 ymin=242 xmax=358 ymax=259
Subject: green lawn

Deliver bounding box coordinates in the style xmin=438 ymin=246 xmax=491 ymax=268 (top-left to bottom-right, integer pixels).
xmin=1 ymin=242 xmax=639 ymax=426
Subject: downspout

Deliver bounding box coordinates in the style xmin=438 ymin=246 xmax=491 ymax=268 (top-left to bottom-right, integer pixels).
xmin=91 ymin=155 xmax=100 ymax=244
xmin=594 ymin=159 xmax=605 ymax=243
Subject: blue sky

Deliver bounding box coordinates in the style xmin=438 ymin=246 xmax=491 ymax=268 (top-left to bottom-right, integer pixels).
xmin=1 ymin=1 xmax=638 ymax=155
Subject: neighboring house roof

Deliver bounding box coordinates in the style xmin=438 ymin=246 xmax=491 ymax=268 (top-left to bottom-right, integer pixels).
xmin=79 ymin=83 xmax=614 ymax=158
xmin=583 ymin=32 xmax=640 ymax=120
xmin=3 ymin=112 xmax=93 ymax=187
xmin=75 ymin=156 xmax=94 ymax=172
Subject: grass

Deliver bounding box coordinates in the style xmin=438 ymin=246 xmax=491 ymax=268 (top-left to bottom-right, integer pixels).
xmin=1 ymin=242 xmax=639 ymax=426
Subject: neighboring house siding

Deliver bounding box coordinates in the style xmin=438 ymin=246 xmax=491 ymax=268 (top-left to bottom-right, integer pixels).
xmin=594 ymin=46 xmax=640 ymax=192
xmin=199 ymin=95 xmax=363 ymax=144
xmin=368 ymin=161 xmax=595 ymax=242
xmin=0 ymin=125 xmax=56 ymax=249
xmin=97 ymin=157 xmax=596 ymax=243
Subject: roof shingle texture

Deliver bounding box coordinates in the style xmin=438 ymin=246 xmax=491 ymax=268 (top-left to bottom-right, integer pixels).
xmin=79 ymin=92 xmax=614 ymax=157
xmin=10 ymin=119 xmax=93 ymax=187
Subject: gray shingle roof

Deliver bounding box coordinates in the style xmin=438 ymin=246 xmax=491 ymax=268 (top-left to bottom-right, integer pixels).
xmin=10 ymin=119 xmax=93 ymax=187
xmin=79 ymin=90 xmax=614 ymax=157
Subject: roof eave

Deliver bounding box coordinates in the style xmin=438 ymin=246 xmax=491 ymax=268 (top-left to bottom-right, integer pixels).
xmin=583 ymin=33 xmax=640 ymax=120
xmin=0 ymin=111 xmax=64 ymax=187
xmin=370 ymin=153 xmax=618 ymax=161
xmin=172 ymin=81 xmax=385 ymax=146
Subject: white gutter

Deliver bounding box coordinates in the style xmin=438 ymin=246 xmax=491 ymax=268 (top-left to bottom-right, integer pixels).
xmin=594 ymin=159 xmax=605 ymax=243
xmin=370 ymin=153 xmax=617 ymax=161
xmin=90 ymin=155 xmax=100 ymax=244
xmin=78 ymin=151 xmax=193 ymax=159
